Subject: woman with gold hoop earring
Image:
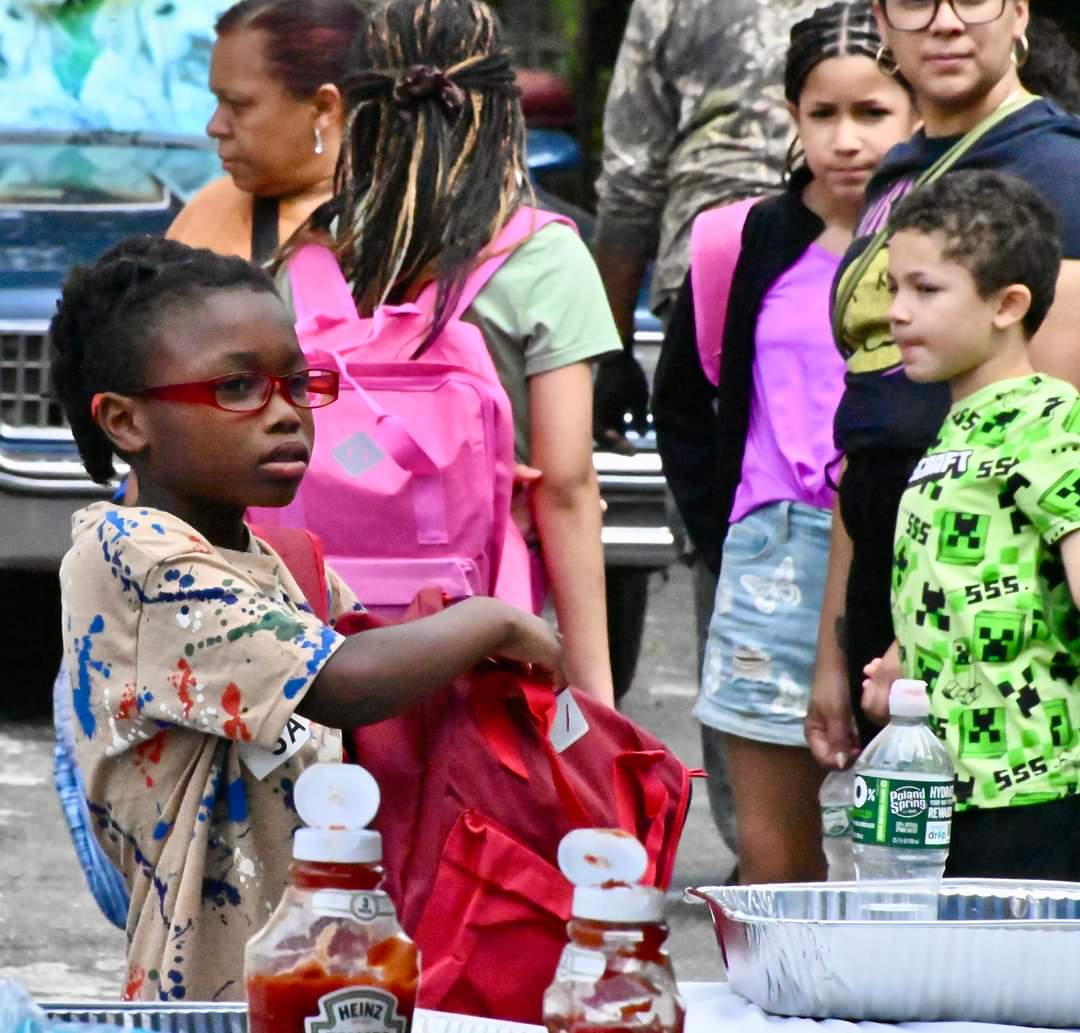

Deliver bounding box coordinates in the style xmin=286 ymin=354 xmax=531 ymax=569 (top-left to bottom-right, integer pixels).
xmin=807 ymin=0 xmax=1080 ymax=881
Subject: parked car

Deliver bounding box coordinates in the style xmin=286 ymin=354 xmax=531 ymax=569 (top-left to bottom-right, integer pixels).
xmin=0 ymin=41 xmax=674 ymax=700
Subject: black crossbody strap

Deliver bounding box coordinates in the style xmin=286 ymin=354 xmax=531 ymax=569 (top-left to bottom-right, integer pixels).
xmin=250 ymin=195 xmax=281 ymax=266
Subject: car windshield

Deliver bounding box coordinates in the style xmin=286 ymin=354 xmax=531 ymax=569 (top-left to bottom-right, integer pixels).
xmin=0 ymin=1 xmax=224 ymax=137
xmin=0 ymin=137 xmax=220 ymax=207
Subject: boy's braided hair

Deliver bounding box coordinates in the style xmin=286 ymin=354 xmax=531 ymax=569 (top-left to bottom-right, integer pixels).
xmin=887 ymin=170 xmax=1062 ymax=339
xmin=316 ymin=0 xmax=529 ymax=354
xmin=49 ymin=236 xmax=277 ymax=485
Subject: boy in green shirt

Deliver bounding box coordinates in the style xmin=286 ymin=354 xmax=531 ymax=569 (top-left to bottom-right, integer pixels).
xmin=864 ymin=169 xmax=1080 ymax=879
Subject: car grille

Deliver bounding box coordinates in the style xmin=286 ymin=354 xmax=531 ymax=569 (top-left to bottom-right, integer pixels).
xmin=1 ymin=329 xmax=68 ymax=431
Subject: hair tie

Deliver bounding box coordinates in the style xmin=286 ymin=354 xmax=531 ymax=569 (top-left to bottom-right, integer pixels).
xmin=392 ymin=65 xmax=466 ymax=119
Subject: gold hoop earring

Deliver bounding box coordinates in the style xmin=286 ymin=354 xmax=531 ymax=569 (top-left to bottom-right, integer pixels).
xmin=1012 ymin=33 xmax=1030 ymax=68
xmin=875 ymin=43 xmax=899 ymax=77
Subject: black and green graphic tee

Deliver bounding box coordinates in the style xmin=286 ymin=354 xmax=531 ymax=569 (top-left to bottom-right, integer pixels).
xmin=892 ymin=375 xmax=1080 ymax=812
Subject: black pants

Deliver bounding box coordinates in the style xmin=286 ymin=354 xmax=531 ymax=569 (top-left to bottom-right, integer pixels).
xmin=838 ymin=448 xmax=923 ymax=747
xmin=947 ymin=795 xmax=1080 ymax=880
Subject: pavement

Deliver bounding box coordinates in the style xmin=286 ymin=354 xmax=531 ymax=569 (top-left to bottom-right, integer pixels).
xmin=0 ymin=562 xmax=734 ymax=1002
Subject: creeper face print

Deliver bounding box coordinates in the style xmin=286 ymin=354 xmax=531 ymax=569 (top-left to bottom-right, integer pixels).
xmin=998 ymin=664 xmax=1042 ymax=719
xmin=967 ymin=408 xmax=1020 ymax=447
xmin=1045 ymin=698 xmax=1076 ymax=750
xmin=1039 ymin=469 xmax=1080 ymax=521
xmin=937 ymin=511 xmax=990 ymax=566
xmin=915 ymin=582 xmax=951 ymax=631
xmin=959 ymin=706 xmax=1007 ymax=759
xmin=974 ymin=611 xmax=1025 ymax=663
xmin=913 ymin=646 xmax=945 ymax=694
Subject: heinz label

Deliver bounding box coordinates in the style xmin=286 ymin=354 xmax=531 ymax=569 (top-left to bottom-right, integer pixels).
xmin=305 ymin=987 xmax=407 ymax=1033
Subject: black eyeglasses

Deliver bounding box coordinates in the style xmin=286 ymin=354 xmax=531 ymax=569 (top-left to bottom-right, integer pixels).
xmin=880 ymin=0 xmax=1007 ymax=32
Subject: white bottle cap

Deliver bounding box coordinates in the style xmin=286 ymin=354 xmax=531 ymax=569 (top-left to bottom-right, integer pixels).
xmin=558 ymin=828 xmax=665 ymax=923
xmin=292 ymin=763 xmax=382 ymax=863
xmin=889 ymin=679 xmax=930 ymax=718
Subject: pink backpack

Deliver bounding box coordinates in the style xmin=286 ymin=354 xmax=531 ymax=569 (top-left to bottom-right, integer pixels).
xmin=689 ymin=197 xmax=759 ymax=386
xmin=250 ymin=207 xmax=572 ymax=618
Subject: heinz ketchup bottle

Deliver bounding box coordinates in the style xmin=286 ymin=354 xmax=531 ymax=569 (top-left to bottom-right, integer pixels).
xmin=245 ymin=764 xmax=419 ymax=1033
xmin=543 ymin=829 xmax=684 ymax=1033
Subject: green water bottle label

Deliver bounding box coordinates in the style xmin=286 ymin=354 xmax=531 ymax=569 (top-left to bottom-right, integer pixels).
xmin=851 ymin=774 xmax=953 ymax=849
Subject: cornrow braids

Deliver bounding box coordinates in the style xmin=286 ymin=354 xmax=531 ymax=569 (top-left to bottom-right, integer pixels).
xmin=50 ymin=236 xmax=277 ymax=484
xmin=785 ymin=0 xmax=885 ymax=104
xmin=324 ymin=0 xmax=530 ymax=354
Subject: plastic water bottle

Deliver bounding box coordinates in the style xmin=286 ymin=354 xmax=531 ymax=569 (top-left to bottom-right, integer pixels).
xmin=851 ymin=679 xmax=954 ymax=920
xmin=819 ymin=768 xmax=855 ymax=881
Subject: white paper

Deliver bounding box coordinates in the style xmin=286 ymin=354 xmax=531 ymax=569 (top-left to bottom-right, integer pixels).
xmin=239 ymin=713 xmax=312 ymax=780
xmin=548 ymin=689 xmax=589 ymax=753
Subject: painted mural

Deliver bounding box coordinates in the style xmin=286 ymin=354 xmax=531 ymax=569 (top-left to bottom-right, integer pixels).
xmin=0 ymin=1 xmax=228 ymax=134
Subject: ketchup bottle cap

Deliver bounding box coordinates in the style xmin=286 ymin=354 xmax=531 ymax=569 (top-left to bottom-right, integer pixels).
xmin=292 ymin=763 xmax=382 ymax=863
xmin=557 ymin=828 xmax=664 ymax=922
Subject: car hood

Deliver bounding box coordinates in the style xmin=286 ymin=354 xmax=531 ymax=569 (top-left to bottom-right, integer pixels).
xmin=0 ymin=130 xmax=221 ymax=310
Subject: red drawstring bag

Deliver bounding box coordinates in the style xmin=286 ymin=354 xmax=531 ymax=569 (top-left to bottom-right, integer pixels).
xmin=254 ymin=526 xmax=694 ymax=1023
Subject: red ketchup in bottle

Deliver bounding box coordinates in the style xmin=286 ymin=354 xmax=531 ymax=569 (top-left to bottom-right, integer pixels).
xmin=245 ymin=764 xmax=419 ymax=1033
xmin=543 ymin=829 xmax=684 ymax=1033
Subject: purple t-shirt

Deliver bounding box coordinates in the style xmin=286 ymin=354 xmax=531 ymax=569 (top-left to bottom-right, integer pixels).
xmin=729 ymin=241 xmax=845 ymax=523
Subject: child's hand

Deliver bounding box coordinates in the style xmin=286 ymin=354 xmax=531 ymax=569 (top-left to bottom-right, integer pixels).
xmin=861 ymin=654 xmax=896 ymax=725
xmin=494 ymin=607 xmax=565 ymax=688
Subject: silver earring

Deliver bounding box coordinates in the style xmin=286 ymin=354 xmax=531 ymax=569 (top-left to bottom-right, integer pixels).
xmin=313 ymin=126 xmax=324 ymax=156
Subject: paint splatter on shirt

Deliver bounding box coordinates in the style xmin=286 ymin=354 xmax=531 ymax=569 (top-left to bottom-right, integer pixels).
xmin=60 ymin=502 xmax=359 ymax=1001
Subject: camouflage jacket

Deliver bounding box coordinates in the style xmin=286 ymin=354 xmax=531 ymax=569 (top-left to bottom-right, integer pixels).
xmin=594 ymin=0 xmax=819 ymax=313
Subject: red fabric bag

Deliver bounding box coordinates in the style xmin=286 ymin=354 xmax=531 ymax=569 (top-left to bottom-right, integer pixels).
xmin=253 ymin=526 xmax=694 ymax=1023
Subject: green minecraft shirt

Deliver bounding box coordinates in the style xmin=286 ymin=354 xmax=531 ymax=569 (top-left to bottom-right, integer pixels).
xmin=892 ymin=374 xmax=1080 ymax=812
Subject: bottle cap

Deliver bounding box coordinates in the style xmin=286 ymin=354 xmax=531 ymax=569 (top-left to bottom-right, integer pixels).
xmin=889 ymin=679 xmax=930 ymax=718
xmin=558 ymin=828 xmax=664 ymax=922
xmin=292 ymin=762 xmax=382 ymax=863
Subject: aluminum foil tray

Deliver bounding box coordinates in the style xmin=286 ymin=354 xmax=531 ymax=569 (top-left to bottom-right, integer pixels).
xmin=691 ymin=878 xmax=1080 ymax=1027
xmin=42 ymin=1002 xmax=247 ymax=1031
xmin=41 ymin=1003 xmax=544 ymax=1033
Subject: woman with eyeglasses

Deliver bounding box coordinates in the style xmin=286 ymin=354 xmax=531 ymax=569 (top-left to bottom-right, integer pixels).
xmin=806 ymin=0 xmax=1080 ymax=782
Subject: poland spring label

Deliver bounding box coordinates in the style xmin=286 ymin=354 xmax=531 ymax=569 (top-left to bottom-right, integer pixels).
xmin=305 ymin=987 xmax=407 ymax=1033
xmin=851 ymin=774 xmax=954 ymax=849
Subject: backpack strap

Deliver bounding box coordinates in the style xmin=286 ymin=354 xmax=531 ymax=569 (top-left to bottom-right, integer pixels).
xmin=831 ymin=91 xmax=1036 ymax=342
xmin=689 ymin=197 xmax=758 ymax=387
xmin=250 ymin=525 xmax=331 ymax=624
xmin=289 ymin=244 xmax=361 ymax=334
xmin=250 ymin=195 xmax=280 ymax=266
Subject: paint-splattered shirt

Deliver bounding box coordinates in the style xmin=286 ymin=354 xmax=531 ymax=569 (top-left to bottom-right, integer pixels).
xmin=60 ymin=503 xmax=357 ymax=1002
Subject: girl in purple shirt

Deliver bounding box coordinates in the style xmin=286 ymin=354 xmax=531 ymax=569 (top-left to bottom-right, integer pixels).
xmin=654 ymin=0 xmax=915 ymax=883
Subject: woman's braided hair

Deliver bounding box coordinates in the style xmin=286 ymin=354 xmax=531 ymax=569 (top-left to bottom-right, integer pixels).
xmin=49 ymin=236 xmax=277 ymax=485
xmin=320 ymin=0 xmax=530 ymax=354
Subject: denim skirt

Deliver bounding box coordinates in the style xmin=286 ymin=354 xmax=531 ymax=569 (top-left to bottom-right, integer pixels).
xmin=693 ymin=500 xmax=832 ymax=747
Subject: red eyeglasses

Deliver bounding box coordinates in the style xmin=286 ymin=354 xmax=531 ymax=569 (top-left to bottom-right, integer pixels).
xmin=129 ymin=368 xmax=340 ymax=413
